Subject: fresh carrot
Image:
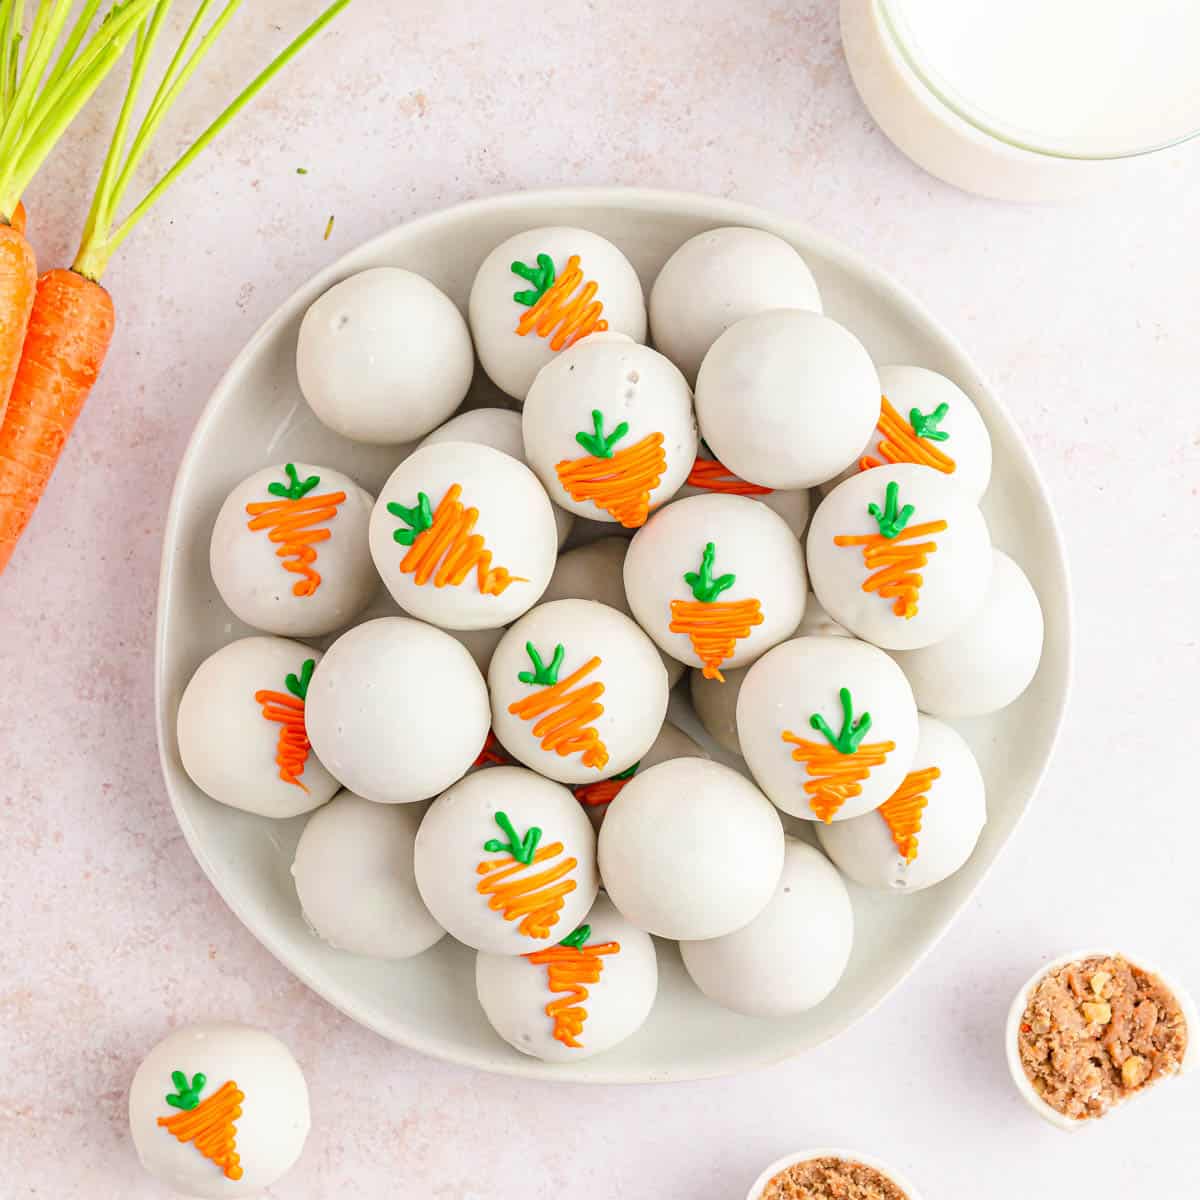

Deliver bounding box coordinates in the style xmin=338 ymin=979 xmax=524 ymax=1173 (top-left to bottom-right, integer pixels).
xmin=0 ymin=0 xmax=352 ymax=574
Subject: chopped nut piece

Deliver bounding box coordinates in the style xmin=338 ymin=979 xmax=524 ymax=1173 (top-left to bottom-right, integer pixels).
xmin=1122 ymin=1056 xmax=1150 ymax=1088
xmin=1031 ymin=1016 xmax=1052 ymax=1035
xmin=1091 ymin=971 xmax=1112 ymax=997
xmin=1082 ymin=1001 xmax=1112 ymax=1025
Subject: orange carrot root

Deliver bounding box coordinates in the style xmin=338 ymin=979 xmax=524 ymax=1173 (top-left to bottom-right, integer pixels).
xmin=507 ymin=656 xmax=610 ymax=770
xmin=476 ymin=843 xmax=578 ymax=939
xmin=245 ymin=490 xmax=346 ymax=596
xmin=157 ymin=1080 xmax=244 ymax=1181
xmin=574 ymin=775 xmax=630 ymax=807
xmin=255 ymin=689 xmax=312 ymax=790
xmin=832 ymin=521 xmax=948 ymax=619
xmin=10 ymin=203 xmax=27 ymax=237
xmin=878 ymin=765 xmax=940 ymax=863
xmin=779 ymin=733 xmax=896 ymax=822
xmin=685 ymin=456 xmax=773 ymax=496
xmin=527 ymin=939 xmax=620 ymax=1048
xmin=0 ymin=223 xmax=38 ymax=426
xmin=556 ymin=432 xmax=666 ymax=527
xmin=669 ymin=597 xmax=763 ymax=682
xmin=860 ymin=397 xmax=956 ymax=475
xmin=516 ymin=254 xmax=607 ymax=350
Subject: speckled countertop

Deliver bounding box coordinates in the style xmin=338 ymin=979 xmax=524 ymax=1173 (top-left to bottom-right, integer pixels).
xmin=1 ymin=2 xmax=1198 ymax=1197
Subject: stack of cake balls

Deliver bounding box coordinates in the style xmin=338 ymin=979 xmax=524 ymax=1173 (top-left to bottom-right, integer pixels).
xmin=175 ymin=223 xmax=1045 ymax=1072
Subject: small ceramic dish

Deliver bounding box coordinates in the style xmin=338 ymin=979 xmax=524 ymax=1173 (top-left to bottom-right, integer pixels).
xmin=745 ymin=1148 xmax=924 ymax=1200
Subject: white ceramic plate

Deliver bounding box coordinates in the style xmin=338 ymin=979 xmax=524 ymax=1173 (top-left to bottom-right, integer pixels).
xmin=155 ymin=187 xmax=1072 ymax=1083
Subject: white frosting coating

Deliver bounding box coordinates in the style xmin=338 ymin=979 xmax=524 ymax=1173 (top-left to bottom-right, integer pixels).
xmin=522 ymin=339 xmax=698 ymax=524
xmin=816 ymin=716 xmax=987 ymax=891
xmin=296 ymin=267 xmax=473 ymax=444
xmin=680 ymin=839 xmax=853 ymax=1017
xmin=807 ymin=462 xmax=993 ymax=650
xmin=695 ymin=309 xmax=880 ymax=489
xmin=598 ymin=757 xmax=784 ymax=939
xmin=889 ymin=549 xmax=1044 ymax=716
xmin=649 ymin=226 xmax=823 ymax=385
xmin=414 ymin=766 xmax=599 ymax=954
xmin=305 ymin=617 xmax=489 ymax=804
xmin=475 ymin=893 xmax=657 ymax=1062
xmin=736 ymin=635 xmax=919 ymax=822
xmin=128 ymin=1023 xmax=309 ymax=1199
xmin=468 ymin=227 xmax=647 ymax=400
xmin=488 ymin=599 xmax=669 ymax=785
xmin=209 ymin=462 xmax=376 ymax=638
xmin=177 ymin=636 xmax=337 ymax=818
xmin=447 ymin=624 xmax=506 ymax=676
xmin=368 ymin=441 xmax=558 ymax=631
xmin=291 ymin=791 xmax=446 ymax=957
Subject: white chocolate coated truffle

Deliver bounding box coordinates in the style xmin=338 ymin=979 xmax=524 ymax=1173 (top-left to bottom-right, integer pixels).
xmin=469 ymin=227 xmax=647 ymax=400
xmin=737 ymin=636 xmax=919 ymax=822
xmin=210 ymin=462 xmax=376 ymax=638
xmin=291 ymin=791 xmax=446 ymax=957
xmin=649 ymin=226 xmax=822 ymax=385
xmin=680 ymin=839 xmax=852 ymax=1017
xmin=475 ymin=893 xmax=657 ymax=1062
xmin=305 ymin=617 xmax=489 ymax=804
xmin=623 ymin=493 xmax=807 ymax=681
xmin=488 ymin=600 xmax=669 ymax=785
xmin=695 ymin=309 xmax=879 ymax=489
xmin=889 ymin=550 xmax=1044 ymax=716
xmin=414 ymin=766 xmax=599 ymax=954
xmin=599 ymin=757 xmax=784 ymax=940
xmin=522 ymin=340 xmax=698 ymax=526
xmin=807 ymin=463 xmax=993 ymax=650
xmin=368 ymin=442 xmax=558 ymax=630
xmin=296 ymin=267 xmax=473 ymax=444
xmin=817 ymin=716 xmax=986 ymax=891
xmin=128 ymin=1023 xmax=309 ymax=1199
xmin=675 ymin=444 xmax=812 ymax=540
xmin=177 ymin=636 xmax=337 ymax=818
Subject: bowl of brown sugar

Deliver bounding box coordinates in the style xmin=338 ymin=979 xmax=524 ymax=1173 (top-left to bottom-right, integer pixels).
xmin=746 ymin=1149 xmax=923 ymax=1200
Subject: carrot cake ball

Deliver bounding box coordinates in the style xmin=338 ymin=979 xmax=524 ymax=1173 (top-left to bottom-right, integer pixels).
xmin=414 ymin=766 xmax=599 ymax=955
xmin=806 ymin=463 xmax=993 ymax=650
xmin=649 ymin=226 xmax=822 ymax=386
xmin=695 ymin=309 xmax=879 ymax=489
xmin=291 ymin=791 xmax=445 ymax=959
xmin=177 ymin=636 xmax=338 ymax=819
xmin=296 ymin=267 xmax=473 ymax=444
xmin=599 ymin=758 xmax=784 ymax=940
xmin=210 ymin=462 xmax=376 ymax=638
xmin=488 ymin=599 xmax=670 ymax=785
xmin=129 ymin=1023 xmax=309 ymax=1199
xmin=755 ymin=1156 xmax=911 ymax=1200
xmin=623 ymin=493 xmax=808 ymax=683
xmin=368 ymin=441 xmax=558 ymax=630
xmin=737 ymin=636 xmax=919 ymax=823
xmin=816 ymin=716 xmax=986 ymax=891
xmin=522 ymin=338 xmax=698 ymax=528
xmin=469 ymin=227 xmax=647 ymax=400
xmin=475 ymin=893 xmax=657 ymax=1062
xmin=304 ymin=617 xmax=490 ymax=804
xmin=681 ymin=840 xmax=852 ymax=1017
xmin=889 ymin=550 xmax=1043 ymax=716
xmin=1017 ymin=955 xmax=1190 ymax=1121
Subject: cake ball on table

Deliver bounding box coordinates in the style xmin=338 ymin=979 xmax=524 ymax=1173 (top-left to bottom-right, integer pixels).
xmin=129 ymin=1023 xmax=309 ymax=1199
xmin=680 ymin=839 xmax=853 ymax=1017
xmin=676 ymin=441 xmax=811 ymax=539
xmin=177 ymin=637 xmax=338 ymax=818
xmin=737 ymin=636 xmax=919 ymax=823
xmin=296 ymin=267 xmax=473 ymax=444
xmin=210 ymin=462 xmax=376 ymax=638
xmin=305 ymin=617 xmax=490 ymax=804
xmin=522 ymin=339 xmax=698 ymax=528
xmin=623 ymin=493 xmax=807 ymax=683
xmin=695 ymin=309 xmax=879 ymax=489
xmin=475 ymin=893 xmax=657 ymax=1062
xmin=414 ymin=766 xmax=599 ymax=954
xmin=807 ymin=463 xmax=993 ymax=650
xmin=489 ymin=599 xmax=669 ymax=786
xmin=469 ymin=227 xmax=647 ymax=400
xmin=368 ymin=441 xmax=558 ymax=631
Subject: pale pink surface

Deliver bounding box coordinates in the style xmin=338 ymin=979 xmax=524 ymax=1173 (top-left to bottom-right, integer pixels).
xmin=1 ymin=2 xmax=1198 ymax=1197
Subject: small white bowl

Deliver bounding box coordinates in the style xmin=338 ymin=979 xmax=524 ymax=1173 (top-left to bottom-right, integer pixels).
xmin=1005 ymin=948 xmax=1198 ymax=1132
xmin=746 ymin=1148 xmax=924 ymax=1200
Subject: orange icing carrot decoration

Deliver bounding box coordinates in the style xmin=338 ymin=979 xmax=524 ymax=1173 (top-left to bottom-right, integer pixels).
xmin=781 ymin=687 xmax=895 ymax=822
xmin=833 ymin=480 xmax=948 ymax=619
xmin=245 ymin=464 xmax=346 ymax=597
xmin=473 ymin=729 xmax=510 ymax=769
xmin=157 ymin=1072 xmax=243 ymax=1182
xmin=669 ymin=541 xmax=763 ymax=682
xmin=860 ymin=396 xmax=956 ymax=475
xmin=877 ymin=765 xmax=941 ymax=863
xmin=476 ymin=811 xmax=577 ymax=939
xmin=686 ymin=455 xmax=774 ymax=496
xmin=574 ymin=760 xmax=639 ymax=807
xmin=254 ymin=657 xmax=315 ymax=791
xmin=388 ymin=484 xmax=523 ymax=596
xmin=507 ymin=642 xmax=610 ymax=771
xmin=512 ymin=253 xmax=607 ymax=350
xmin=555 ymin=409 xmax=667 ymax=528
xmin=527 ymin=923 xmax=620 ymax=1049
